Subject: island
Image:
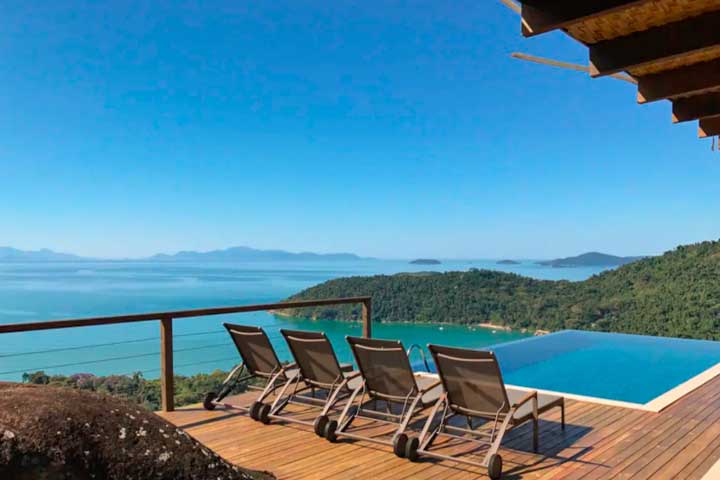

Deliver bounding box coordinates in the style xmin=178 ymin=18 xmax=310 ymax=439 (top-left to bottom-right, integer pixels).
xmin=149 ymin=246 xmax=365 ymax=262
xmin=537 ymin=252 xmax=645 ymax=268
xmin=497 ymin=259 xmax=520 ymax=265
xmin=410 ymin=259 xmax=441 ymax=265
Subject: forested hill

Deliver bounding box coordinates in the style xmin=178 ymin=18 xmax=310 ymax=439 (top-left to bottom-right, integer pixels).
xmin=280 ymin=241 xmax=720 ymax=340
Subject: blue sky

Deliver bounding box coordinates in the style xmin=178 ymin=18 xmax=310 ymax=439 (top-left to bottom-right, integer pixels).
xmin=2 ymin=1 xmax=718 ymax=259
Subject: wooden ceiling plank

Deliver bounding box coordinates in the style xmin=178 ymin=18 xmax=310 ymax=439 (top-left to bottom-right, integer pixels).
xmin=520 ymin=0 xmax=651 ymax=38
xmin=672 ymin=93 xmax=720 ymax=123
xmin=698 ymin=116 xmax=720 ymax=138
xmin=637 ymin=58 xmax=720 ymax=104
xmin=590 ymin=11 xmax=720 ymax=77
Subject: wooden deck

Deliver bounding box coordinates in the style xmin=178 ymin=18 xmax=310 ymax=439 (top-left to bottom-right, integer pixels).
xmin=158 ymin=374 xmax=720 ymax=479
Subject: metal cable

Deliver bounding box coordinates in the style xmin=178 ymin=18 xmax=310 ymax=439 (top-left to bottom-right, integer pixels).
xmin=0 ymin=342 xmax=232 ymax=376
xmin=128 ymin=356 xmax=238 ymax=376
xmin=0 ymin=329 xmax=229 ymax=359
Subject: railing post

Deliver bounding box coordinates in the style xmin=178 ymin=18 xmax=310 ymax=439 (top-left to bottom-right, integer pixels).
xmin=362 ymin=298 xmax=372 ymax=338
xmin=160 ymin=316 xmax=174 ymax=412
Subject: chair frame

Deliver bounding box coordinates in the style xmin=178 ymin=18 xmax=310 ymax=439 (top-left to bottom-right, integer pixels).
xmin=262 ymin=329 xmax=360 ymax=434
xmin=413 ymin=345 xmax=565 ymax=478
xmin=327 ymin=336 xmax=441 ymax=458
xmin=203 ymin=323 xmax=297 ymax=418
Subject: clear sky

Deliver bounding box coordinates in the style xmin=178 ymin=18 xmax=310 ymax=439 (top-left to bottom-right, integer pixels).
xmin=2 ymin=1 xmax=719 ymax=259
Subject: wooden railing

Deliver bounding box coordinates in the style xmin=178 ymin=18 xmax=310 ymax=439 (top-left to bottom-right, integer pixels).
xmin=0 ymin=296 xmax=372 ymax=412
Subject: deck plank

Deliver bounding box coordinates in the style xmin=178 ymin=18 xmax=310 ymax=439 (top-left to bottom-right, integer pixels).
xmin=158 ymin=375 xmax=720 ymax=479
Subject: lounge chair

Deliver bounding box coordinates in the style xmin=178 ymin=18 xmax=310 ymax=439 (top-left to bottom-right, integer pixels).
xmin=251 ymin=329 xmax=360 ymax=435
xmin=323 ymin=336 xmax=442 ymax=458
xmin=202 ymin=323 xmax=298 ymax=423
xmin=409 ymin=345 xmax=565 ymax=480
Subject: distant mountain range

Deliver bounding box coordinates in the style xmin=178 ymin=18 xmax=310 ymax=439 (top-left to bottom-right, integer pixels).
xmin=0 ymin=246 xmax=644 ymax=266
xmin=0 ymin=247 xmax=88 ymax=262
xmin=148 ymin=247 xmax=364 ymax=262
xmin=0 ymin=246 xmax=364 ymax=262
xmin=537 ymin=252 xmax=645 ymax=268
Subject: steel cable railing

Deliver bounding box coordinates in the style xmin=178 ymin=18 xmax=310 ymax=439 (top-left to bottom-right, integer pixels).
xmin=0 ymin=341 xmax=233 ymax=376
xmin=0 ymin=296 xmax=373 ymax=411
xmin=134 ymin=356 xmax=239 ymax=376
xmin=0 ymin=328 xmax=236 ymax=359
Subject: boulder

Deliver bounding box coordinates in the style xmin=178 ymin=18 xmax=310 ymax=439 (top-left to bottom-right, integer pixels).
xmin=0 ymin=383 xmax=272 ymax=480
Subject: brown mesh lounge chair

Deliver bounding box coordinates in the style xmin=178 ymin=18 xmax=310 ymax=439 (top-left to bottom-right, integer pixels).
xmin=408 ymin=345 xmax=565 ymax=480
xmin=252 ymin=329 xmax=360 ymax=435
xmin=322 ymin=336 xmax=443 ymax=458
xmin=202 ymin=323 xmax=299 ymax=422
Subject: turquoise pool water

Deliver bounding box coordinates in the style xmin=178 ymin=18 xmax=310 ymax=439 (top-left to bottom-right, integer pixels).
xmin=486 ymin=330 xmax=720 ymax=404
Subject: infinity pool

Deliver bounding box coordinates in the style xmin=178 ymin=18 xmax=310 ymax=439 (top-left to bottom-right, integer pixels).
xmin=486 ymin=330 xmax=720 ymax=407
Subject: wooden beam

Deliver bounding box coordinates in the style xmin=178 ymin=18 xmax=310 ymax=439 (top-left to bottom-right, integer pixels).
xmin=637 ymin=58 xmax=720 ymax=104
xmin=0 ymin=296 xmax=372 ymax=334
xmin=361 ymin=298 xmax=372 ymax=338
xmin=673 ymin=93 xmax=720 ymax=123
xmin=520 ymin=0 xmax=649 ymax=38
xmin=160 ymin=316 xmax=174 ymax=412
xmin=699 ymin=116 xmax=720 ymax=138
xmin=590 ymin=11 xmax=720 ymax=77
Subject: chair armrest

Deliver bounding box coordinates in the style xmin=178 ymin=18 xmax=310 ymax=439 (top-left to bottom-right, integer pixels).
xmin=511 ymin=390 xmax=538 ymax=408
xmin=343 ymin=370 xmax=362 ymax=380
xmin=419 ymin=379 xmax=442 ymax=394
xmin=281 ymin=362 xmax=298 ymax=371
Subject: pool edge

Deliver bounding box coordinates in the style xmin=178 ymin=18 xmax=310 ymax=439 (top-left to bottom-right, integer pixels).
xmin=507 ymin=359 xmax=720 ymax=413
xmin=418 ymin=359 xmax=720 ymax=413
xmin=644 ymin=361 xmax=720 ymax=412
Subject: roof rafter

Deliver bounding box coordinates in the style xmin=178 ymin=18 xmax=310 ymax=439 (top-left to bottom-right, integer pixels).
xmin=698 ymin=117 xmax=720 ymax=138
xmin=673 ymin=93 xmax=720 ymax=124
xmin=520 ymin=0 xmax=651 ymax=38
xmin=516 ymin=0 xmax=720 ymax=142
xmin=589 ymin=10 xmax=720 ymax=77
xmin=637 ymin=59 xmax=720 ymax=104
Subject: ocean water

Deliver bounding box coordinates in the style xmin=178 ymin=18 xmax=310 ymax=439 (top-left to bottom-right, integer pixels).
xmin=0 ymin=260 xmax=609 ymax=381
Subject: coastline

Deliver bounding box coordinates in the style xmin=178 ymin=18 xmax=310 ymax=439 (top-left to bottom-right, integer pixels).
xmin=475 ymin=322 xmax=512 ymax=332
xmin=271 ymin=309 xmax=549 ymax=335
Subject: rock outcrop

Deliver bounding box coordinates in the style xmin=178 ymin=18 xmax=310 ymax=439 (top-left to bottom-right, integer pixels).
xmin=0 ymin=383 xmax=272 ymax=480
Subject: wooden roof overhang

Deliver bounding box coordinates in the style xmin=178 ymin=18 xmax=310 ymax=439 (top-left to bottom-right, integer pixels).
xmin=517 ymin=0 xmax=720 ymax=139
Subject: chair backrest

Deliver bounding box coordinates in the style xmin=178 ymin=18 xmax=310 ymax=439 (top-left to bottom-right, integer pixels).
xmin=428 ymin=344 xmax=510 ymax=418
xmin=347 ymin=336 xmax=419 ymax=401
xmin=281 ymin=329 xmax=345 ymax=389
xmin=224 ymin=323 xmax=282 ymax=377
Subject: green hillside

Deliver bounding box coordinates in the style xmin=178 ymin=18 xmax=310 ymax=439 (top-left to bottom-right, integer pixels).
xmin=280 ymin=241 xmax=720 ymax=340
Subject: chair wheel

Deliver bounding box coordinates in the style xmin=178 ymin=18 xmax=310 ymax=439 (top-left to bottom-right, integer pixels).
xmin=203 ymin=392 xmax=216 ymax=411
xmin=250 ymin=401 xmax=262 ymax=420
xmin=405 ymin=436 xmax=419 ymax=462
xmin=314 ymin=415 xmax=329 ymax=437
xmin=488 ymin=453 xmax=503 ymax=480
xmin=393 ymin=433 xmax=408 ymax=458
xmin=324 ymin=420 xmax=338 ymax=443
xmin=258 ymin=403 xmax=271 ymax=424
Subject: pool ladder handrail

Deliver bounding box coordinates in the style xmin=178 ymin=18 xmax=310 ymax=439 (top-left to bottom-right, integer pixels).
xmin=406 ymin=343 xmax=431 ymax=372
